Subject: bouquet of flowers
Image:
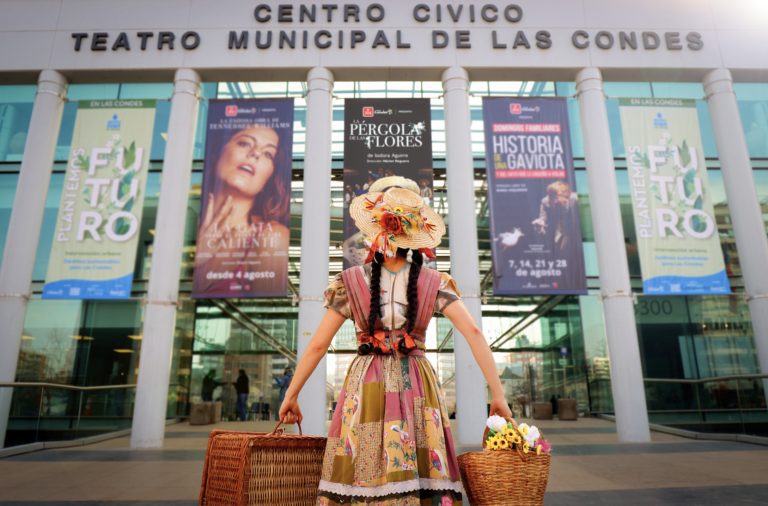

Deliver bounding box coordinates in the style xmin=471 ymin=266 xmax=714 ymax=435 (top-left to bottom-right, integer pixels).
xmin=484 ymin=415 xmax=552 ymax=456
xmin=457 ymin=415 xmax=551 ymax=505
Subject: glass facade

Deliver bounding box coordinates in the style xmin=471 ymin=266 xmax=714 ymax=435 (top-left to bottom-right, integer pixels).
xmin=2 ymin=78 xmax=767 ymax=445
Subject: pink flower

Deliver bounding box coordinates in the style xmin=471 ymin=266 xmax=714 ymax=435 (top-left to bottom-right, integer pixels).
xmin=538 ymin=438 xmax=552 ymax=453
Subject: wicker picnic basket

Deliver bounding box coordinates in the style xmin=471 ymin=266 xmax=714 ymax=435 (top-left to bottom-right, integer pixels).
xmin=199 ymin=421 xmax=326 ymax=505
xmin=457 ymin=418 xmax=551 ymax=506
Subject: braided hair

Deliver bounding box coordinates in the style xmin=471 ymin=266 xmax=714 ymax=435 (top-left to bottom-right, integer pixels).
xmin=367 ymin=251 xmax=385 ymax=333
xmin=405 ymin=249 xmax=423 ymax=334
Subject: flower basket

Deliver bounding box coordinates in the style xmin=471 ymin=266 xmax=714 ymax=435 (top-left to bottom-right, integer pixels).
xmin=457 ymin=416 xmax=551 ymax=506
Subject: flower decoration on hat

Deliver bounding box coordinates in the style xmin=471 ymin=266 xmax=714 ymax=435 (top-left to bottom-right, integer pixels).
xmin=349 ymin=177 xmax=445 ymax=263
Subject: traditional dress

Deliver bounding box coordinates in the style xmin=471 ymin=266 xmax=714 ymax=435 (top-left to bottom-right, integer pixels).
xmin=317 ymin=262 xmax=465 ymax=506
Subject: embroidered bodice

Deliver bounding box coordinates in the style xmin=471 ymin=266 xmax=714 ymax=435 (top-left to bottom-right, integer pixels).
xmin=324 ymin=263 xmax=461 ymax=333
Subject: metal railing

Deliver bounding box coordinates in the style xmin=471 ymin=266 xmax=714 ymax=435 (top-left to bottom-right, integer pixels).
xmin=1 ymin=382 xmax=137 ymax=447
xmin=643 ymin=374 xmax=768 ymax=435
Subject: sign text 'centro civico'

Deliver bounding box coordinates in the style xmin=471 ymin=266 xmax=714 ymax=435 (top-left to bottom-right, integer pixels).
xmin=69 ymin=3 xmax=704 ymax=53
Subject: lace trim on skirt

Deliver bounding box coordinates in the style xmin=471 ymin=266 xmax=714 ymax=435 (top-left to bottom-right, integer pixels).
xmin=318 ymin=478 xmax=465 ymax=498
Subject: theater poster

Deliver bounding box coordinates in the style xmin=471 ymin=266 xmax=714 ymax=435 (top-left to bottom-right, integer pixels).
xmin=192 ymin=99 xmax=293 ymax=298
xmin=343 ymin=98 xmax=433 ymax=268
xmin=483 ymin=97 xmax=587 ymax=295
xmin=619 ymin=98 xmax=730 ymax=295
xmin=43 ymin=100 xmax=155 ymax=299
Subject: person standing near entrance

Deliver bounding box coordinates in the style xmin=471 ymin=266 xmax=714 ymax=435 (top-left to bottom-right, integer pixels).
xmin=274 ymin=367 xmax=293 ymax=419
xmin=201 ymin=369 xmax=221 ymax=402
xmin=279 ymin=177 xmax=512 ymax=505
xmin=233 ymin=369 xmax=250 ymax=422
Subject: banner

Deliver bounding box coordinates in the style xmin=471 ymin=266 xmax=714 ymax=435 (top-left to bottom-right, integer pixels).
xmin=192 ymin=99 xmax=293 ymax=298
xmin=483 ymin=97 xmax=587 ymax=295
xmin=343 ymin=98 xmax=433 ymax=267
xmin=43 ymin=100 xmax=156 ymax=299
xmin=619 ymin=98 xmax=730 ymax=294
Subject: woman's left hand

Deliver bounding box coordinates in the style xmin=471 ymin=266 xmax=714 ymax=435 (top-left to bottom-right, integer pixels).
xmin=489 ymin=395 xmax=513 ymax=419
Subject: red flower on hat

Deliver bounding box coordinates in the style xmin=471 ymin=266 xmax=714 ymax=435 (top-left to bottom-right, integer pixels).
xmin=380 ymin=212 xmax=404 ymax=235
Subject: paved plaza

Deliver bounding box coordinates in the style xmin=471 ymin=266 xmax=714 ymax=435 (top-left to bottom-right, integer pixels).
xmin=0 ymin=417 xmax=767 ymax=505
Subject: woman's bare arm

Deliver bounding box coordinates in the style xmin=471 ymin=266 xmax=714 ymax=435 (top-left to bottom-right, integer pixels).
xmin=443 ymin=300 xmax=512 ymax=417
xmin=279 ymin=309 xmax=346 ymax=422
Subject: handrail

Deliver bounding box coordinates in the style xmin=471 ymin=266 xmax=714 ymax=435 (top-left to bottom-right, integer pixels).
xmin=1 ymin=382 xmax=138 ymax=448
xmin=642 ymin=373 xmax=768 ymax=436
xmin=0 ymin=382 xmax=137 ymax=391
xmin=644 ymin=374 xmax=768 ymax=384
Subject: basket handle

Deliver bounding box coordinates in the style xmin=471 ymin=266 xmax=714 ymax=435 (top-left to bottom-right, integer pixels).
xmin=482 ymin=416 xmax=529 ymax=461
xmin=271 ymin=418 xmax=303 ymax=436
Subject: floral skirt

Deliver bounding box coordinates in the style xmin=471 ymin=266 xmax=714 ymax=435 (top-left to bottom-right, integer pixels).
xmin=317 ymin=353 xmax=464 ymax=506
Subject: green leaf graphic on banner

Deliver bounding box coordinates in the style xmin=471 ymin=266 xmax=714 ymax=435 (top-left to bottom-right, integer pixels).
xmin=124 ymin=141 xmax=136 ymax=169
xmin=76 ymin=153 xmax=90 ymax=169
xmin=680 ymin=140 xmax=691 ymax=167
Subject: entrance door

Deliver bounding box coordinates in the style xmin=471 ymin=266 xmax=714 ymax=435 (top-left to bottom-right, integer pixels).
xmin=188 ymin=299 xmax=298 ymax=422
xmin=487 ymin=296 xmax=591 ymax=417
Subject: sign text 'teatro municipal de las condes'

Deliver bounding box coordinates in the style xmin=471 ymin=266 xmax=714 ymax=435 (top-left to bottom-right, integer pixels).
xmin=68 ymin=3 xmax=705 ymax=54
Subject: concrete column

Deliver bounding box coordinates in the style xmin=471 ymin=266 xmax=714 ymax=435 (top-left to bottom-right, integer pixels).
xmin=131 ymin=69 xmax=200 ymax=448
xmin=441 ymin=66 xmax=487 ymax=447
xmin=0 ymin=70 xmax=67 ymax=448
xmin=296 ymin=67 xmax=334 ymax=436
xmin=575 ymin=67 xmax=650 ymax=442
xmin=704 ymin=69 xmax=768 ymax=387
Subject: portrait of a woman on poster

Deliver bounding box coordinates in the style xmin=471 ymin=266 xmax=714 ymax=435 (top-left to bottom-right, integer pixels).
xmin=193 ymin=122 xmax=291 ymax=297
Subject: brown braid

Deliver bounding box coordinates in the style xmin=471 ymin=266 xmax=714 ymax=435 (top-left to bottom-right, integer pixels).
xmin=367 ymin=251 xmax=384 ymax=333
xmin=406 ymin=249 xmax=423 ymax=334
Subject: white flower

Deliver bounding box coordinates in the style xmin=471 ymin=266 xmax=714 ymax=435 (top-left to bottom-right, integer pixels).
xmin=486 ymin=415 xmax=507 ymax=433
xmin=517 ymin=424 xmax=541 ymax=446
xmin=526 ymin=425 xmax=541 ymax=446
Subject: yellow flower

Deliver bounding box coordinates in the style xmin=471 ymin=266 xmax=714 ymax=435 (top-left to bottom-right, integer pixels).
xmin=393 ymin=206 xmax=404 ymax=213
xmin=502 ymin=426 xmax=515 ymax=437
xmin=488 ymin=438 xmax=501 ymax=450
xmin=523 ymin=442 xmax=530 ymax=454
xmin=536 ymin=445 xmax=542 ymax=455
xmin=513 ymin=434 xmax=522 ymax=445
xmin=505 ymin=433 xmax=515 ymax=443
xmin=499 ymin=438 xmax=509 ymax=449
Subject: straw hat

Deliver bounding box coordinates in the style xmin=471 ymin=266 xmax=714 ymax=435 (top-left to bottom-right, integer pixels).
xmin=368 ymin=175 xmax=420 ymax=194
xmin=349 ymin=178 xmax=445 ymax=260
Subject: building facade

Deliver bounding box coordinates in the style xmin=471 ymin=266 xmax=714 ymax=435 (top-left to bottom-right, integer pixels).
xmin=1 ymin=0 xmax=767 ymax=449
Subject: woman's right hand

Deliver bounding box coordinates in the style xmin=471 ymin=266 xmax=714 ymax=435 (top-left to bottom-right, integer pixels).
xmin=199 ymin=193 xmax=234 ymax=242
xmin=278 ymin=396 xmax=303 ymax=425
xmin=489 ymin=395 xmax=513 ymax=420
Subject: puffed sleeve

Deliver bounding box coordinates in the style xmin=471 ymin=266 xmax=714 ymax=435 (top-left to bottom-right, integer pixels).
xmin=323 ymin=273 xmax=351 ymax=319
xmin=434 ymin=272 xmax=461 ymax=314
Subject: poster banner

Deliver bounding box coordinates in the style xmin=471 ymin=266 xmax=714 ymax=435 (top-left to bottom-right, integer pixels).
xmin=619 ymin=98 xmax=730 ymax=294
xmin=343 ymin=98 xmax=433 ymax=267
xmin=192 ymin=99 xmax=293 ymax=298
xmin=483 ymin=97 xmax=587 ymax=295
xmin=43 ymin=100 xmax=156 ymax=299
